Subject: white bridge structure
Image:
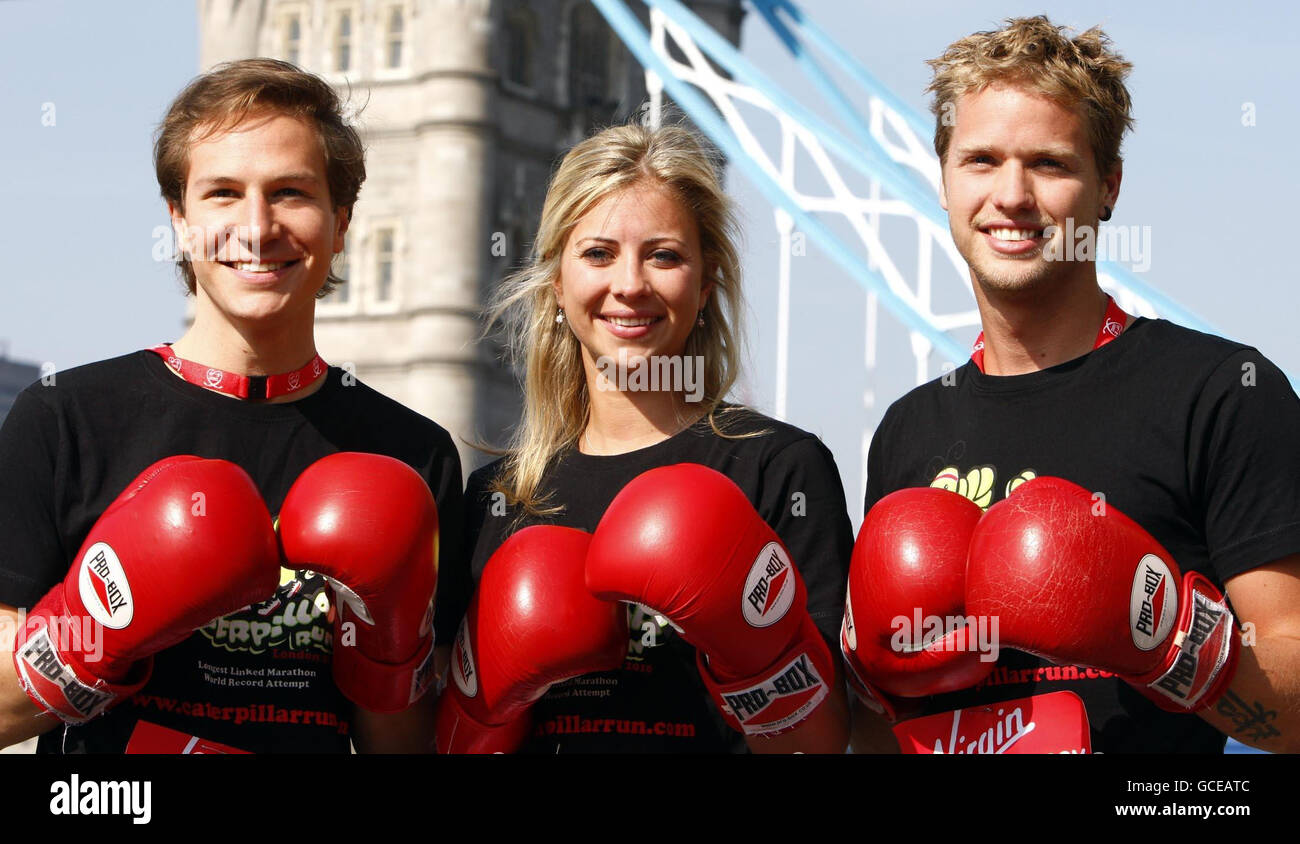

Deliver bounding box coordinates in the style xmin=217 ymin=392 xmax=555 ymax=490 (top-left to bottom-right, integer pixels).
xmin=592 ymin=0 xmax=1239 ymax=502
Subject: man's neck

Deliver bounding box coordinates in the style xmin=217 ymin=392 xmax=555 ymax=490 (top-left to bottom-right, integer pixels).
xmin=973 ymin=278 xmax=1113 ymax=376
xmin=168 ymin=306 xmax=322 ymax=402
xmin=172 ymin=300 xmax=317 ymax=373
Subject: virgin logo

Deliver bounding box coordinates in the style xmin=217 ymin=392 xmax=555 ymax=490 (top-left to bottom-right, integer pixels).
xmin=892 ymin=691 xmax=1091 ymax=754
xmin=311 ymin=360 xmax=322 ymax=376
xmin=288 ymin=373 xmax=301 ymax=390
xmin=932 ymin=705 xmax=1036 ymax=754
xmin=167 ymin=356 xmax=182 ymax=372
xmin=1103 ymin=318 xmax=1124 ymax=337
xmin=205 ymin=369 xmax=224 ymax=388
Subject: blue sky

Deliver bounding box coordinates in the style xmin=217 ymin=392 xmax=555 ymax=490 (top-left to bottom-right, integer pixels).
xmin=1 ymin=0 xmax=1296 ymax=513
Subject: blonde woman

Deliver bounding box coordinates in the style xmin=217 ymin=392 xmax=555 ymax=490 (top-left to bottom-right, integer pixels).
xmin=437 ymin=123 xmax=851 ymax=753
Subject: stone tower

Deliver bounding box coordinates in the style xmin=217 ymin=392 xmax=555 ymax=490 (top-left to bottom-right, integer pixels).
xmin=195 ymin=0 xmax=743 ymax=475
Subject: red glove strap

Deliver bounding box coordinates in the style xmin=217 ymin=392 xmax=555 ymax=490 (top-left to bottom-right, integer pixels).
xmin=698 ymin=613 xmax=833 ymax=737
xmin=333 ymin=630 xmax=438 ymax=714
xmin=434 ymin=688 xmax=533 ymax=754
xmin=14 ymin=615 xmax=150 ymax=724
xmin=1129 ymin=572 xmax=1240 ymax=713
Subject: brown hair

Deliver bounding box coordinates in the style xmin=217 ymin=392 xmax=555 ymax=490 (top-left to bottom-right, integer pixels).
xmin=154 ymin=58 xmax=366 ymax=296
xmin=927 ymin=15 xmax=1134 ymax=175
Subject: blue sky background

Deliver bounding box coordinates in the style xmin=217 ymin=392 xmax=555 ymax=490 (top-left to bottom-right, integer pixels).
xmin=1 ymin=0 xmax=1296 ymax=514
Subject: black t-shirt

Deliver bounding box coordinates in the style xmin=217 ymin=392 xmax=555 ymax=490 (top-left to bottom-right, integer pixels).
xmin=864 ymin=317 xmax=1300 ymax=753
xmin=461 ymin=406 xmax=853 ymax=753
xmin=0 ymin=350 xmax=468 ymax=753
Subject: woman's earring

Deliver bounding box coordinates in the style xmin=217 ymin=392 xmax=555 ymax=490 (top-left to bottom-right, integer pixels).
xmin=697 ymin=310 xmax=705 ymax=328
xmin=555 ymin=307 xmax=566 ymax=325
xmin=1100 ymin=206 xmax=1113 ymax=222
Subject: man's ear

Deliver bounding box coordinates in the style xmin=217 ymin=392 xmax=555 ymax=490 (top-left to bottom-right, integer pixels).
xmin=333 ymin=207 xmax=351 ymax=253
xmin=168 ymin=201 xmax=192 ymax=259
xmin=1101 ymin=162 xmax=1122 ymax=217
xmin=938 ymin=166 xmax=949 ymax=212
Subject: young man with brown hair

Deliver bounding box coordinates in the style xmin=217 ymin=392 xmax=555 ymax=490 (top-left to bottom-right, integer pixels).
xmin=0 ymin=59 xmax=466 ymax=753
xmin=843 ymin=17 xmax=1300 ymax=754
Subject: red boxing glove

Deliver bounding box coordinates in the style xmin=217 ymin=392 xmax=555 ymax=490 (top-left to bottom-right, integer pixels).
xmin=278 ymin=453 xmax=439 ymax=713
xmin=841 ymin=487 xmax=992 ymax=722
xmin=967 ymin=476 xmax=1239 ymax=712
xmin=14 ymin=456 xmax=280 ymax=723
xmin=587 ymin=464 xmax=834 ymax=737
xmin=435 ymin=526 xmax=627 ymax=754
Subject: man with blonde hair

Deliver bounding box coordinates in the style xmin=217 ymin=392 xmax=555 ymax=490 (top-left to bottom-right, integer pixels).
xmin=0 ymin=59 xmax=466 ymax=754
xmin=843 ymin=16 xmax=1300 ymax=753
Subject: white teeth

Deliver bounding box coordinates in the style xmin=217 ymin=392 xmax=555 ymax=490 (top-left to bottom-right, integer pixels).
xmin=605 ymin=316 xmax=656 ymax=327
xmin=231 ymin=262 xmax=287 ymax=272
xmin=988 ymin=228 xmax=1040 ymax=241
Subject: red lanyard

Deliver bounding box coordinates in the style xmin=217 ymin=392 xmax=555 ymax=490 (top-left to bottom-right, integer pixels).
xmin=971 ymin=296 xmax=1130 ymax=374
xmin=148 ymin=345 xmax=328 ymax=400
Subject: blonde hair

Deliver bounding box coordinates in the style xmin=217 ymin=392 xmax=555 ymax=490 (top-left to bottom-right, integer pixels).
xmin=927 ymin=15 xmax=1134 ymax=175
xmin=484 ymin=122 xmax=747 ymax=516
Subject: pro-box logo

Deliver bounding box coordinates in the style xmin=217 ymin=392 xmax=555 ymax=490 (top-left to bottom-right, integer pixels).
xmin=742 ymin=542 xmax=795 ymax=628
xmin=78 ymin=543 xmax=133 ymax=629
xmin=451 ymin=618 xmax=478 ymax=698
xmin=1130 ymin=554 xmax=1177 ymax=651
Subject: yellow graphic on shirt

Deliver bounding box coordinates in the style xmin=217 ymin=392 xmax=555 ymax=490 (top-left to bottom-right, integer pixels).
xmin=929 ymin=466 xmax=1037 ymax=511
xmin=931 ymin=465 xmax=996 ymax=509
xmin=198 ymin=571 xmax=334 ymax=655
xmin=1005 ymin=470 xmax=1037 ymax=498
